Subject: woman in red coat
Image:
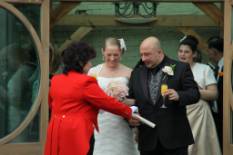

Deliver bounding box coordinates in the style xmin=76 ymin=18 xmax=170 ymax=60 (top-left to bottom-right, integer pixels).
xmin=44 ymin=42 xmax=135 ymax=155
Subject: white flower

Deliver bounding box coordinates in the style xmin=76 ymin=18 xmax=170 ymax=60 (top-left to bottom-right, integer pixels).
xmin=162 ymin=66 xmax=174 ymax=76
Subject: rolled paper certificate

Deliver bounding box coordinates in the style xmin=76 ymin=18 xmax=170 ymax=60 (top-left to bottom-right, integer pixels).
xmin=132 ymin=113 xmax=156 ymax=128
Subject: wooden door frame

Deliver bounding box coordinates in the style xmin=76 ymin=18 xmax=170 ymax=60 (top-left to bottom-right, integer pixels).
xmin=223 ymin=0 xmax=233 ymax=155
xmin=0 ymin=1 xmax=49 ymax=155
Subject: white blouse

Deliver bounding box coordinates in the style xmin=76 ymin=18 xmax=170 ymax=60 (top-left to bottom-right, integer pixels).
xmin=191 ymin=62 xmax=216 ymax=89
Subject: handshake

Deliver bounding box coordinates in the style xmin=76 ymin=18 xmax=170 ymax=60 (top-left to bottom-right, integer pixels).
xmin=130 ymin=106 xmax=156 ymax=128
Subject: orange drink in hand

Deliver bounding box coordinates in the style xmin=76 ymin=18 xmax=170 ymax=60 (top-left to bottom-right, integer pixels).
xmin=160 ymin=84 xmax=168 ymax=108
xmin=161 ymin=84 xmax=168 ymax=96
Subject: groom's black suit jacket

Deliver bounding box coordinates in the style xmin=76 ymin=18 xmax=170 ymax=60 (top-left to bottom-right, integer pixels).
xmin=129 ymin=56 xmax=200 ymax=151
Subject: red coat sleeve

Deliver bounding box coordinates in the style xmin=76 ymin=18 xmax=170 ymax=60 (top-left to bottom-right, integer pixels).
xmin=83 ymin=78 xmax=132 ymax=120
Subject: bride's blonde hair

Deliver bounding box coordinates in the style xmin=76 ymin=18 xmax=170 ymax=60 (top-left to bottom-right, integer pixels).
xmin=103 ymin=37 xmax=125 ymax=54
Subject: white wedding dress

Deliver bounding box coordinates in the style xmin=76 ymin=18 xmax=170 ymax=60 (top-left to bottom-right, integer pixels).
xmin=89 ymin=64 xmax=139 ymax=155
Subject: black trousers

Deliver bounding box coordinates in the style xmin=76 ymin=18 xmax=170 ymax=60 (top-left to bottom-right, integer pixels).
xmin=212 ymin=112 xmax=223 ymax=151
xmin=87 ymin=135 xmax=95 ymax=155
xmin=140 ymin=141 xmax=188 ymax=155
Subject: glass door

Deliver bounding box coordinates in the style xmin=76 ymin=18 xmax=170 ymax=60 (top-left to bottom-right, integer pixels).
xmin=0 ymin=1 xmax=49 ymax=155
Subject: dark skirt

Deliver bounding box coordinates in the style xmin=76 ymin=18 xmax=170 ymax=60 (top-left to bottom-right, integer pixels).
xmin=87 ymin=135 xmax=95 ymax=155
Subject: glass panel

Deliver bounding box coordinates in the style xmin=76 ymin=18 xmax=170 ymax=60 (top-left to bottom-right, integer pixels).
xmin=11 ymin=113 xmax=40 ymax=143
xmin=0 ymin=7 xmax=40 ymax=142
xmin=15 ymin=4 xmax=40 ymax=35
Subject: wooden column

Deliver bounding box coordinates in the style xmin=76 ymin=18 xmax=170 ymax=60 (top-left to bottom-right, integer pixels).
xmin=51 ymin=2 xmax=80 ymax=28
xmin=40 ymin=0 xmax=50 ymax=153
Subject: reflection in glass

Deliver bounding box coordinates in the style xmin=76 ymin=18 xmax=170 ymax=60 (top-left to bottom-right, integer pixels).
xmin=0 ymin=7 xmax=40 ymax=142
xmin=11 ymin=113 xmax=40 ymax=143
xmin=15 ymin=5 xmax=40 ymax=35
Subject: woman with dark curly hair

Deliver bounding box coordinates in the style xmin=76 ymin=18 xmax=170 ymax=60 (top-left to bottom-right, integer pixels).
xmin=44 ymin=42 xmax=137 ymax=155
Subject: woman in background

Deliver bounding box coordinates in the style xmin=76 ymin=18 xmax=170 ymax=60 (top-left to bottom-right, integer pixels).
xmin=44 ymin=42 xmax=137 ymax=155
xmin=177 ymin=35 xmax=221 ymax=155
xmin=88 ymin=38 xmax=139 ymax=155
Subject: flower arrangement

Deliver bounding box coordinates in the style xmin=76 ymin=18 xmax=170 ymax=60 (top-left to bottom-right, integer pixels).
xmin=105 ymin=81 xmax=156 ymax=128
xmin=105 ymin=81 xmax=129 ymax=101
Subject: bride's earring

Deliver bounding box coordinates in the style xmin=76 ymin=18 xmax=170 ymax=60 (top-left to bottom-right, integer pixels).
xmin=102 ymin=55 xmax=105 ymax=61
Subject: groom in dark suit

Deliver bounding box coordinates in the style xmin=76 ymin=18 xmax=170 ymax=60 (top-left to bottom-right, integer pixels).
xmin=129 ymin=37 xmax=200 ymax=155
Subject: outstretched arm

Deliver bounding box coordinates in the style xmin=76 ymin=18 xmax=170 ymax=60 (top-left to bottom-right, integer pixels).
xmin=83 ymin=78 xmax=132 ymax=120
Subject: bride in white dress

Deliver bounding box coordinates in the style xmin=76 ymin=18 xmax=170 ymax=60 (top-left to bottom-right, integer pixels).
xmin=88 ymin=38 xmax=139 ymax=155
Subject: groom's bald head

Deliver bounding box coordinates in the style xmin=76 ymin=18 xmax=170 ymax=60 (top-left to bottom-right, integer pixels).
xmin=140 ymin=37 xmax=161 ymax=50
xmin=140 ymin=36 xmax=164 ymax=68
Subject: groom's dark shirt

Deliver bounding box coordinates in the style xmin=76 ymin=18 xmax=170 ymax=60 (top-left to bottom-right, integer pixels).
xmin=148 ymin=56 xmax=166 ymax=75
xmin=148 ymin=57 xmax=166 ymax=105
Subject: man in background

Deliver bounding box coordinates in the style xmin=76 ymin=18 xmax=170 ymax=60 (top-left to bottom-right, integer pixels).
xmin=207 ymin=36 xmax=224 ymax=150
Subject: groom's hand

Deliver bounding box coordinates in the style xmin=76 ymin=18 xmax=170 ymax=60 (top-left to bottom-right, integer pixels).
xmin=164 ymin=89 xmax=179 ymax=101
xmin=129 ymin=115 xmax=140 ymax=127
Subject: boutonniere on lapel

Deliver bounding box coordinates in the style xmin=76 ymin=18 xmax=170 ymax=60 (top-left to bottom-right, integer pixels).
xmin=162 ymin=64 xmax=176 ymax=76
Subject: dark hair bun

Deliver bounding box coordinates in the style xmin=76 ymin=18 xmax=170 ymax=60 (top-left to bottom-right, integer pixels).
xmin=180 ymin=35 xmax=199 ymax=52
xmin=186 ymin=35 xmax=199 ymax=45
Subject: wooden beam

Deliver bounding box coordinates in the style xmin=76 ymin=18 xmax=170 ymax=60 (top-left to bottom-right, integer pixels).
xmin=5 ymin=0 xmax=41 ymax=4
xmin=61 ymin=0 xmax=223 ymax=2
xmin=51 ymin=2 xmax=80 ymax=28
xmin=56 ymin=15 xmax=217 ymax=27
xmin=193 ymin=2 xmax=223 ymax=26
xmin=177 ymin=27 xmax=209 ymax=54
xmin=40 ymin=0 xmax=50 ymax=151
xmin=59 ymin=26 xmax=93 ymax=53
